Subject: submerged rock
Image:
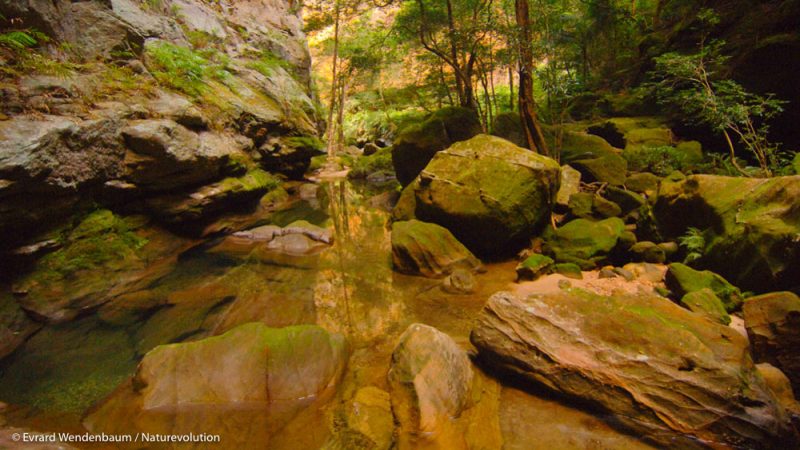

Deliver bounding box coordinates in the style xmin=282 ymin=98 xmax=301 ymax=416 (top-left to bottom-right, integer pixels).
xmin=744 ymin=291 xmax=800 ymax=393
xmin=471 ymin=290 xmax=796 ymax=449
xmin=391 ymin=107 xmax=481 ymax=185
xmin=388 ymin=323 xmax=502 ymax=450
xmin=409 ymin=134 xmax=560 ymax=256
xmin=391 ymin=220 xmax=481 ymax=278
xmin=655 ymin=175 xmax=800 ymax=292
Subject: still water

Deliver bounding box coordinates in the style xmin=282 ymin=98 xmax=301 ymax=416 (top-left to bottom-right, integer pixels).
xmin=0 ymin=179 xmax=653 ymax=449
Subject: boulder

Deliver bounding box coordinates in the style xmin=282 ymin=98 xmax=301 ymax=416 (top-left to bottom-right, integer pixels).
xmin=625 ymin=172 xmax=660 ymax=195
xmin=257 ymin=136 xmax=325 ymax=179
xmin=744 ymin=291 xmax=800 ymax=393
xmin=388 ymin=323 xmax=502 ymax=450
xmin=341 ymin=387 xmax=394 ymax=450
xmin=555 ymin=165 xmax=581 ymax=209
xmin=602 ymin=186 xmax=645 ymax=214
xmin=629 ymin=241 xmax=666 ymax=263
xmin=655 ymin=175 xmax=800 ymax=292
xmin=391 ymin=107 xmax=481 ymax=185
xmin=471 ymin=290 xmax=796 ymax=449
xmin=0 ymin=294 xmax=40 ymax=360
xmin=134 ymin=323 xmax=347 ymax=409
xmin=442 ymin=268 xmax=477 ymax=295
xmin=555 ymin=131 xmax=627 ymax=185
xmin=543 ymin=217 xmax=625 ymax=269
xmin=121 ymin=120 xmax=237 ymax=191
xmin=665 ymin=263 xmax=743 ymax=312
xmin=679 ymin=288 xmax=731 ymax=325
xmin=143 ymin=169 xmax=277 ymax=225
xmin=515 ymin=254 xmax=554 ymax=282
xmin=11 ymin=210 xmax=150 ymax=323
xmin=410 ymin=134 xmax=561 ymax=256
xmin=391 ymin=220 xmax=481 ymax=278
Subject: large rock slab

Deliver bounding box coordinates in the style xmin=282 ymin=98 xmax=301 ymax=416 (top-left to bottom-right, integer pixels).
xmin=471 ymin=290 xmax=796 ymax=449
xmin=391 ymin=220 xmax=481 ymax=278
xmin=744 ymin=291 xmax=800 ymax=393
xmin=121 ymin=119 xmax=236 ymax=191
xmin=655 ymin=175 xmax=800 ymax=292
xmin=407 ymin=134 xmax=560 ymax=256
xmin=391 ymin=107 xmax=481 ymax=185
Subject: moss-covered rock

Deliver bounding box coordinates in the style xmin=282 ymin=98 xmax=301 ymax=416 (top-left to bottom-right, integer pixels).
xmin=12 ymin=210 xmax=150 ymax=322
xmin=391 ymin=220 xmax=481 ymax=278
xmin=348 ymin=146 xmax=394 ymax=180
xmin=515 ymin=254 xmax=554 ymax=281
xmin=629 ymin=241 xmax=666 ymax=264
xmin=391 ymin=107 xmax=481 ymax=185
xmin=625 ymin=172 xmax=660 ymax=195
xmin=145 ymin=169 xmax=280 ymax=225
xmin=471 ymin=290 xmax=795 ymax=449
xmin=655 ymin=175 xmax=800 ymax=292
xmin=490 ymin=112 xmax=526 ymax=147
xmin=602 ymin=186 xmax=645 ymax=215
xmin=553 ymin=131 xmax=627 ymax=186
xmin=555 ymin=164 xmax=581 ymax=209
xmin=543 ymin=217 xmax=625 ymax=269
xmin=553 ymin=262 xmax=583 ymax=279
xmin=409 ymin=134 xmax=560 ymax=256
xmin=665 ymin=263 xmax=743 ymax=312
xmin=680 ymin=288 xmax=731 ymax=325
xmin=257 ymin=135 xmax=325 ymax=179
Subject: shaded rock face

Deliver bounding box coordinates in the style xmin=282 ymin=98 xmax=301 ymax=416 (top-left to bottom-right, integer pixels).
xmin=655 ymin=175 xmax=800 ymax=292
xmin=391 ymin=220 xmax=482 ymax=278
xmin=388 ymin=323 xmax=502 ymax=450
xmin=744 ymin=292 xmax=800 ymax=393
xmin=391 ymin=107 xmax=482 ymax=186
xmin=405 ymin=134 xmax=561 ymax=257
xmin=471 ymin=290 xmax=796 ymax=449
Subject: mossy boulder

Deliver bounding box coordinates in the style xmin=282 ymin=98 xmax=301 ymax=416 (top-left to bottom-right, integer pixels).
xmin=665 ymin=263 xmax=743 ymax=312
xmin=391 ymin=107 xmax=481 ymax=185
xmin=629 ymin=241 xmax=666 ymax=264
xmin=471 ymin=290 xmax=796 ymax=449
xmin=408 ymin=134 xmax=560 ymax=256
xmin=543 ymin=217 xmax=625 ymax=269
xmin=744 ymin=291 xmax=800 ymax=393
xmin=391 ymin=220 xmax=481 ymax=278
xmin=553 ymin=262 xmax=583 ymax=279
xmin=625 ymin=172 xmax=660 ymax=195
xmin=554 ymin=131 xmax=627 ymax=186
xmin=490 ymin=112 xmax=526 ymax=147
xmin=601 ymin=186 xmax=645 ymax=215
xmin=348 ymin=146 xmax=394 ymax=180
xmin=515 ymin=254 xmax=554 ymax=281
xmin=586 ymin=117 xmax=667 ymax=148
xmin=655 ymin=175 xmax=800 ymax=292
xmin=680 ymin=288 xmax=731 ymax=325
xmin=144 ymin=169 xmax=279 ymax=225
xmin=257 ymin=135 xmax=325 ymax=179
xmin=12 ymin=210 xmax=150 ymax=322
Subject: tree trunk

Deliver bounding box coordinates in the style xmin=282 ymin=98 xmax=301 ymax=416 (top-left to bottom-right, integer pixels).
xmin=515 ymin=0 xmax=549 ymax=155
xmin=326 ymin=0 xmax=342 ymax=158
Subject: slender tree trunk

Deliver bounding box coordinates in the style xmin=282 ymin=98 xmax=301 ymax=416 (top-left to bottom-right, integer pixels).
xmin=515 ymin=0 xmax=549 ymax=155
xmin=508 ymin=65 xmax=514 ymax=111
xmin=326 ymin=0 xmax=342 ymax=158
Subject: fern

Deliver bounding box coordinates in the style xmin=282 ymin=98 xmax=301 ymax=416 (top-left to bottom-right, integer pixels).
xmin=146 ymin=41 xmax=231 ymax=97
xmin=678 ymin=227 xmax=706 ymax=264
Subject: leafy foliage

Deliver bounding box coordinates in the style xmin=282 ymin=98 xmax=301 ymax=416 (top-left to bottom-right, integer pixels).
xmin=624 ymin=145 xmax=699 ymax=176
xmin=145 ymin=41 xmax=231 ymax=97
xmin=678 ymin=227 xmax=705 ymax=264
xmin=647 ymin=10 xmax=787 ymax=176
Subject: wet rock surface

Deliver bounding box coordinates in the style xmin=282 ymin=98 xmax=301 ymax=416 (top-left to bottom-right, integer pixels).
xmin=471 ymin=290 xmax=796 ymax=449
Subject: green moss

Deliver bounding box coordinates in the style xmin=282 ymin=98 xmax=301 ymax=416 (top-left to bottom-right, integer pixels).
xmin=348 ymin=146 xmax=394 ymax=179
xmin=680 ymin=289 xmax=731 ymax=325
xmin=665 ymin=263 xmax=743 ymax=312
xmin=544 ymin=217 xmax=625 ymax=268
xmin=145 ymin=41 xmax=231 ymax=97
xmin=25 ymin=210 xmax=148 ymax=285
xmin=516 ymin=254 xmax=554 ymax=281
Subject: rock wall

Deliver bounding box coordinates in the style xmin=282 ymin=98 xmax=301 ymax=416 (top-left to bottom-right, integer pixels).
xmin=0 ymin=0 xmax=322 ymax=259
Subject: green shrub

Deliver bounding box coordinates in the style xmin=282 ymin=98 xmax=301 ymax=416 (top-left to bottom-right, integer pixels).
xmin=0 ymin=29 xmax=78 ymax=79
xmin=145 ymin=41 xmax=231 ymax=97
